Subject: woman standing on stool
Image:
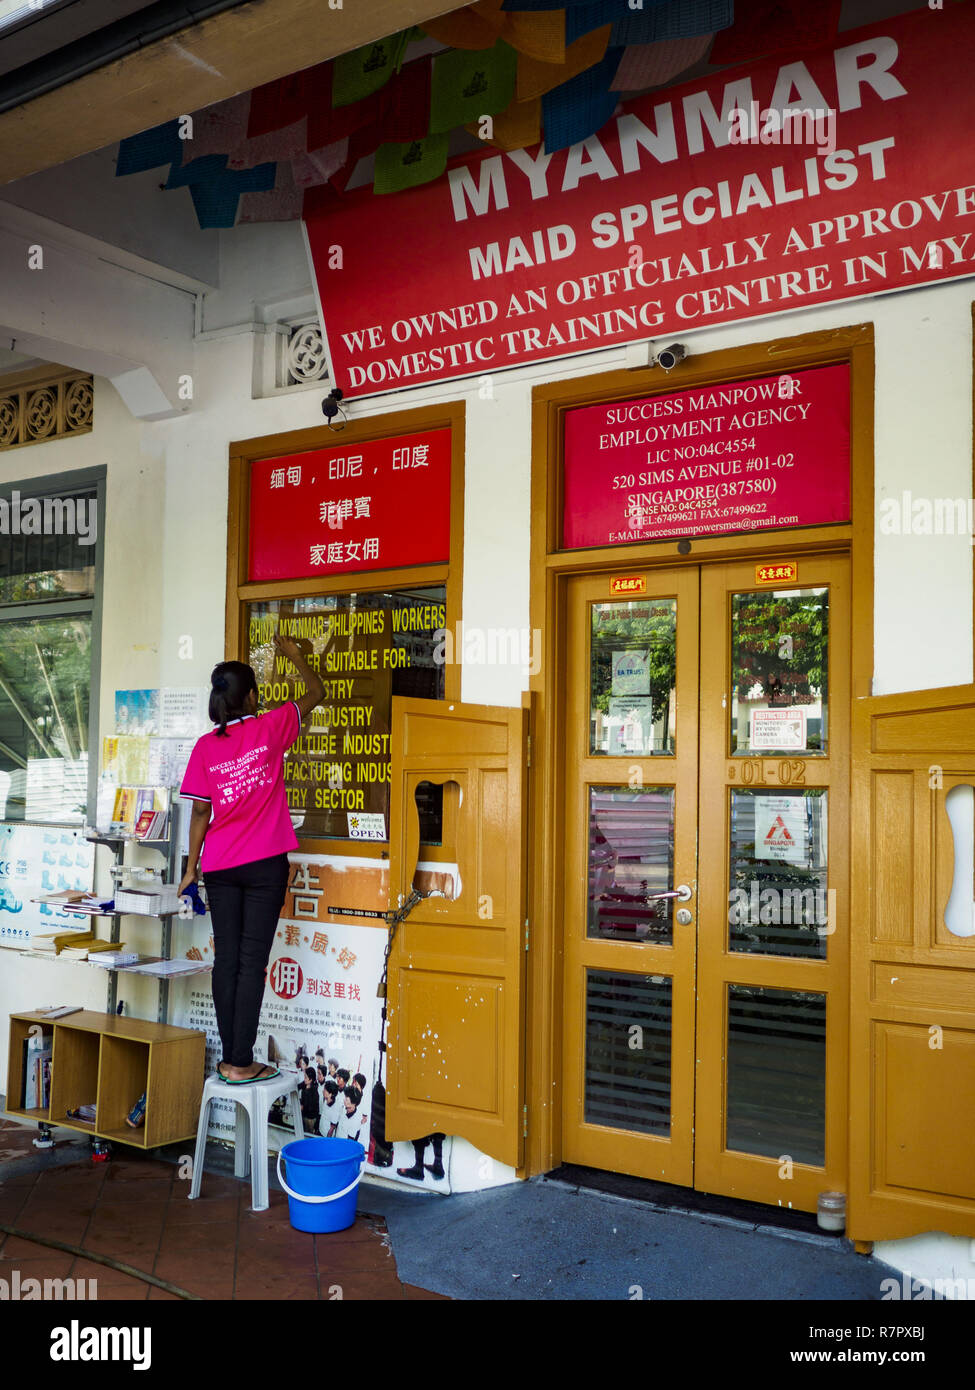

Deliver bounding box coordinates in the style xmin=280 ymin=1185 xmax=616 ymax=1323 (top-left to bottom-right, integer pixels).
xmin=178 ymin=635 xmax=324 ymax=1083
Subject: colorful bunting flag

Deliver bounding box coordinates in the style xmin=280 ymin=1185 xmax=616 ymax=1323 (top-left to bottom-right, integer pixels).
xmin=332 ymin=31 xmax=410 ymax=108
xmin=422 ymin=0 xmax=506 ymax=50
xmin=542 ymin=44 xmax=623 ymax=152
xmin=465 ymin=95 xmax=542 ymax=150
xmin=227 ymin=117 xmax=307 ymax=170
xmin=247 ymin=66 xmax=321 ymax=138
xmin=562 ymin=1 xmax=675 ymax=46
xmin=306 ymin=70 xmax=386 ymax=150
xmin=374 ymin=132 xmax=450 ymax=195
xmin=116 ymin=120 xmax=183 ymax=176
xmin=610 ymin=30 xmax=712 ymax=90
xmin=611 ymin=0 xmax=733 ymax=45
xmin=239 ymin=160 xmax=302 ymax=223
xmin=517 ymin=24 xmax=610 ymax=103
xmin=186 ymin=94 xmax=249 ymax=159
xmin=292 ymin=138 xmax=350 ymax=189
xmin=166 ymin=155 xmax=276 ymax=228
xmin=709 ymin=0 xmax=840 ymax=65
xmin=384 ymin=58 xmax=433 ymax=142
xmin=503 ymin=9 xmax=566 ymax=63
xmin=429 ymin=39 xmax=518 ymax=135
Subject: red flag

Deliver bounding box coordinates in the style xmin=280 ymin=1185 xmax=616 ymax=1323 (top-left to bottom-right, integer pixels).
xmin=710 ymin=0 xmax=841 ymax=66
xmin=383 ymin=58 xmax=432 ymax=142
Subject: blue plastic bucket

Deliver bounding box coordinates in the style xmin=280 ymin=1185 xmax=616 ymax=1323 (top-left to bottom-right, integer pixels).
xmin=276 ymin=1137 xmax=365 ymax=1234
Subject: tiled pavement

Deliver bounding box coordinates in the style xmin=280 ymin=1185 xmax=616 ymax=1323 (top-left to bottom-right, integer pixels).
xmin=0 ymin=1117 xmax=447 ymax=1301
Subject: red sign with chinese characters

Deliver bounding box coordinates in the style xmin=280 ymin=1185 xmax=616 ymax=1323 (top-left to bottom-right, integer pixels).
xmin=563 ymin=363 xmax=849 ymax=549
xmin=248 ymin=428 xmax=450 ymax=581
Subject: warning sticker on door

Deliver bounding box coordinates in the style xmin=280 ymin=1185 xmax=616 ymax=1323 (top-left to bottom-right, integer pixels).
xmin=753 ymin=796 xmax=806 ymax=864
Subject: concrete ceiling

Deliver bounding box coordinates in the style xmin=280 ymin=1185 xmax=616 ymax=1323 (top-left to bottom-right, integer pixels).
xmin=0 ymin=0 xmax=462 ymax=185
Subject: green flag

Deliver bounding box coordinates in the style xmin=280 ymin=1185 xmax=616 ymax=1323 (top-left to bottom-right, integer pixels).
xmin=429 ymin=39 xmax=517 ymax=135
xmin=373 ymin=133 xmax=449 ymax=195
xmin=332 ymin=30 xmax=409 ymax=108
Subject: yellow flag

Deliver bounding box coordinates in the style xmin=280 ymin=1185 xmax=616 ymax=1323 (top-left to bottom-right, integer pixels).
xmin=516 ymin=24 xmax=611 ymax=103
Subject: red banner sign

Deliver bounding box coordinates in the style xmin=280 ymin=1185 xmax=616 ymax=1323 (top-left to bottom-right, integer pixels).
xmin=305 ymin=6 xmax=975 ymax=399
xmin=248 ymin=428 xmax=450 ymax=581
xmin=562 ymin=363 xmax=849 ymax=548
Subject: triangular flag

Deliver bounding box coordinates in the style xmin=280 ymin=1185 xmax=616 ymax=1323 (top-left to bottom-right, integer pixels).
xmin=502 ymin=10 xmax=566 ymax=63
xmin=710 ymin=0 xmax=841 ymax=65
xmin=248 ymin=66 xmax=322 ymax=137
xmin=116 ymin=120 xmax=183 ymax=176
xmin=610 ymin=31 xmax=712 ymax=90
xmin=517 ymin=24 xmax=610 ymax=103
xmin=227 ymin=117 xmax=307 ymax=170
xmin=465 ymin=96 xmax=542 ymax=150
xmin=423 ymin=0 xmax=506 ymax=50
xmin=429 ymin=39 xmax=518 ymax=135
xmin=541 ymin=44 xmax=622 ymax=152
xmin=383 ymin=58 xmax=433 ymax=141
xmin=374 ymin=133 xmax=449 ymax=195
xmin=186 ymin=94 xmax=249 ymax=159
xmin=332 ymin=31 xmax=409 ymax=108
xmin=306 ymin=69 xmax=385 ymax=149
xmin=239 ymin=161 xmax=303 ymax=223
xmin=611 ymin=0 xmax=733 ymax=45
xmin=292 ymin=138 xmax=350 ymax=189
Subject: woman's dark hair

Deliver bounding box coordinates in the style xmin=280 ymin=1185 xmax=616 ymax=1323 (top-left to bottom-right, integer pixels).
xmin=305 ymin=1066 xmax=317 ymax=1083
xmin=209 ymin=661 xmax=258 ymax=737
xmin=324 ymin=1080 xmax=338 ymax=1098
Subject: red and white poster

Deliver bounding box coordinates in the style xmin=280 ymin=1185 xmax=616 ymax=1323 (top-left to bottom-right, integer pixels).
xmin=562 ymin=363 xmax=849 ymax=546
xmin=249 ymin=428 xmax=451 ymax=581
xmin=305 ymin=5 xmax=975 ymax=398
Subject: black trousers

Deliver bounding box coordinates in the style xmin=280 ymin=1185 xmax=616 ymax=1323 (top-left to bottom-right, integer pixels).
xmin=205 ymin=852 xmax=290 ymax=1068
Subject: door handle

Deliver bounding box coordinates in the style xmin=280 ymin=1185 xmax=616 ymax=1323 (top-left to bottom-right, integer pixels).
xmin=645 ymin=884 xmax=692 ymax=903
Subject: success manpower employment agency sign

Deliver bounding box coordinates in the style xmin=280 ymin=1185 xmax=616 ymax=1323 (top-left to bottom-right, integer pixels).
xmin=304 ymin=5 xmax=975 ymax=398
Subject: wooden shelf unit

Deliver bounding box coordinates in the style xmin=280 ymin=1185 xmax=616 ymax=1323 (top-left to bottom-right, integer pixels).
xmin=6 ymin=1010 xmax=206 ymax=1149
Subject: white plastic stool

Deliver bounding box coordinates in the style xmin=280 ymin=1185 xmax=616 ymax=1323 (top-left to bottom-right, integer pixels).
xmin=189 ymin=1070 xmax=303 ymax=1212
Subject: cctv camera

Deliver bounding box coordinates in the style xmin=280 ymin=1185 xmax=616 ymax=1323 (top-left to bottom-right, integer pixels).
xmin=656 ymin=344 xmax=686 ymax=372
xmin=322 ymin=387 xmax=344 ymax=419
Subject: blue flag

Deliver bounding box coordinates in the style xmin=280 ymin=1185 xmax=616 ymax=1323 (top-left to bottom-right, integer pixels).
xmin=542 ymin=45 xmax=624 ymax=153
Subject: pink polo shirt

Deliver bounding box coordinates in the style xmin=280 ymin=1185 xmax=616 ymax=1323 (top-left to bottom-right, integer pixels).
xmin=180 ymin=701 xmax=301 ymax=872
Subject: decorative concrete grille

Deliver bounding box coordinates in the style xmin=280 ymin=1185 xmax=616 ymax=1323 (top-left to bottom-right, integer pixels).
xmin=0 ymin=370 xmax=94 ymax=450
xmin=284 ymin=320 xmax=328 ymax=386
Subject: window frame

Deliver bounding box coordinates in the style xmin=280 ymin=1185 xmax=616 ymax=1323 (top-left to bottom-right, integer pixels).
xmin=0 ymin=463 xmax=105 ymax=828
xmin=226 ymin=403 xmax=465 ymax=861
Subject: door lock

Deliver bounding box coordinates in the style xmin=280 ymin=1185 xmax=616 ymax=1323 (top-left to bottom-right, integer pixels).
xmin=676 ymin=907 xmax=693 ymax=925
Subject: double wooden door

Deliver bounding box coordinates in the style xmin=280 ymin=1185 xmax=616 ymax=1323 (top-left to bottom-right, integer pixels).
xmin=562 ymin=555 xmax=850 ymax=1211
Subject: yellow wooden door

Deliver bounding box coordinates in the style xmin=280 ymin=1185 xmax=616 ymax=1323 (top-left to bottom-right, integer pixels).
xmin=696 ymin=554 xmax=850 ymax=1211
xmin=561 ymin=569 xmax=700 ymax=1183
xmin=850 ymin=682 xmax=975 ymax=1242
xmin=385 ymin=694 xmax=529 ymax=1168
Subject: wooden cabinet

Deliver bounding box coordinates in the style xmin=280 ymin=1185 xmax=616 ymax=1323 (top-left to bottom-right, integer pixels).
xmin=6 ymin=1010 xmax=206 ymax=1150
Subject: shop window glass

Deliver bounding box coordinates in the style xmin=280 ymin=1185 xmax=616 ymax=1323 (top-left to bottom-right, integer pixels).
xmin=726 ymin=985 xmax=826 ymax=1168
xmin=589 ymin=598 xmax=677 ymax=755
xmin=728 ymin=789 xmax=828 ymax=959
xmin=0 ymin=487 xmax=96 ymax=603
xmin=0 ymin=614 xmax=91 ymax=824
xmin=584 ymin=969 xmax=672 ymax=1137
xmin=246 ymin=588 xmax=446 ymax=842
xmin=587 ymin=785 xmax=675 ymax=945
xmin=730 ymin=587 xmax=828 ymax=756
xmin=944 ymin=784 xmax=975 ymax=938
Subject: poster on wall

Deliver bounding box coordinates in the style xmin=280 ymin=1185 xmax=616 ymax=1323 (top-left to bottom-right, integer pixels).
xmin=0 ymin=825 xmax=95 ymax=949
xmin=248 ymin=429 xmax=451 ymax=582
xmin=304 ymin=6 xmax=975 ymax=398
xmin=171 ymin=854 xmax=456 ymax=1191
xmin=563 ymin=364 xmax=850 ymax=547
xmin=749 ymin=707 xmax=808 ymax=751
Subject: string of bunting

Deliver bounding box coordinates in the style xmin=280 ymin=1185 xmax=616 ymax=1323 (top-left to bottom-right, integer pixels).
xmin=113 ymin=0 xmax=842 ymax=226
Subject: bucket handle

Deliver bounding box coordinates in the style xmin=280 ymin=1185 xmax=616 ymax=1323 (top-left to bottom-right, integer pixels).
xmin=276 ymin=1151 xmax=363 ymax=1204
